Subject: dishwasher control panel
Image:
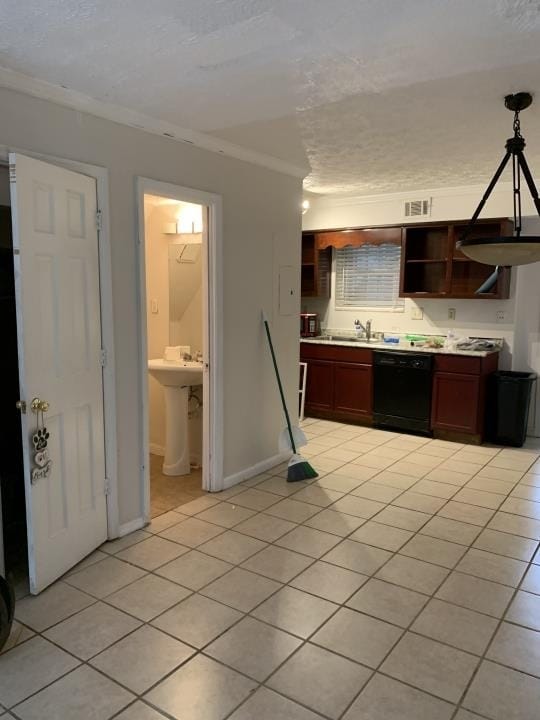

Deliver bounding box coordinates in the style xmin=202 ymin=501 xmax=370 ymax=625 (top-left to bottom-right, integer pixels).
xmin=373 ymin=351 xmax=433 ymax=371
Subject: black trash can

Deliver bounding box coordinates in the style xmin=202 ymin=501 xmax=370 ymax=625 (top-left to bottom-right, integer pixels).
xmin=487 ymin=371 xmax=537 ymax=447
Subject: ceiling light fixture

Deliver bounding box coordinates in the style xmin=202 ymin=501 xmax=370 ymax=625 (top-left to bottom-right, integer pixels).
xmin=458 ymin=92 xmax=540 ymax=273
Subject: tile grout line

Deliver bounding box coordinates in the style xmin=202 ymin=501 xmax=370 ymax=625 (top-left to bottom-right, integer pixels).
xmin=5 ymin=422 xmax=540 ymax=719
xmin=448 ymin=544 xmax=539 ymax=720
xmin=109 ymin=491 xmax=539 ymax=713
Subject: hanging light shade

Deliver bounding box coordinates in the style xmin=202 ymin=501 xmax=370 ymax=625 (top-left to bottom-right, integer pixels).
xmin=458 ymin=92 xmax=540 ymax=269
xmin=458 ymin=237 xmax=540 ymax=266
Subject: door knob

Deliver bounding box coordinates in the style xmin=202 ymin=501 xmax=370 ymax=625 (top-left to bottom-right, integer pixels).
xmin=30 ymin=398 xmax=50 ymax=413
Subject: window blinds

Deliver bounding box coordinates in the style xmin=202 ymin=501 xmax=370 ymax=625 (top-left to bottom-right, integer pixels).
xmin=335 ymin=244 xmax=404 ymax=309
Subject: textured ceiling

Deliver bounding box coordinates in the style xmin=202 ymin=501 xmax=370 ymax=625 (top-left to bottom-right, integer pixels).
xmin=2 ymin=1 xmax=540 ymax=194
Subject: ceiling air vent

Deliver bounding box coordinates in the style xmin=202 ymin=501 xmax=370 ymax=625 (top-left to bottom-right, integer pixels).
xmin=404 ymin=198 xmax=432 ymax=218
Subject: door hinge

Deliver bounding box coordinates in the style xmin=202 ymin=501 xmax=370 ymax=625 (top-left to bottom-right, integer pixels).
xmin=9 ymin=163 xmax=16 ymax=183
xmin=104 ymin=478 xmax=111 ymax=496
xmin=100 ymin=348 xmax=107 ymax=367
xmin=96 ymin=209 xmax=103 ymax=232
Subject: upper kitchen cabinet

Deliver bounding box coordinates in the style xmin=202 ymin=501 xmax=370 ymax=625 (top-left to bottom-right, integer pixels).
xmin=400 ymin=219 xmax=512 ymax=299
xmin=316 ymin=227 xmax=402 ymax=250
xmin=301 ymin=232 xmax=331 ymax=298
xmin=301 ymin=227 xmax=402 ymax=297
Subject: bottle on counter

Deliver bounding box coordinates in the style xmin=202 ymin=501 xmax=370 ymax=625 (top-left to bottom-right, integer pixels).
xmin=444 ymin=330 xmax=456 ymax=351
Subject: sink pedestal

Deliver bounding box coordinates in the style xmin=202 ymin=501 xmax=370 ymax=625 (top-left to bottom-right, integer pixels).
xmin=148 ymin=359 xmax=204 ymax=478
xmin=162 ymin=386 xmax=190 ymax=476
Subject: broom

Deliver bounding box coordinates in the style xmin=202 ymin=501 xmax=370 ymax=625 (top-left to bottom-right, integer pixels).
xmin=262 ymin=312 xmax=318 ymax=482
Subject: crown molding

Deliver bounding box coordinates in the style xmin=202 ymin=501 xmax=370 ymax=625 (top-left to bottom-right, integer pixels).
xmin=0 ymin=66 xmax=309 ymax=180
xmin=309 ymin=182 xmax=516 ymax=208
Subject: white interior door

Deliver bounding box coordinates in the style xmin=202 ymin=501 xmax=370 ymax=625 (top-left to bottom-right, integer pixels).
xmin=9 ymin=153 xmax=107 ymax=594
xmin=201 ymin=205 xmax=211 ymax=490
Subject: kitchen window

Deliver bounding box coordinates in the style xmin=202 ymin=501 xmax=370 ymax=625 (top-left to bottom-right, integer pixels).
xmin=335 ymin=243 xmax=404 ymax=310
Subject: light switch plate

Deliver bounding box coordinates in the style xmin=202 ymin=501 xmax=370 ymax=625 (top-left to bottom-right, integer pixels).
xmin=411 ymin=306 xmax=423 ymax=320
xmin=448 ymin=308 xmax=456 ymax=320
xmin=151 ymin=299 xmax=159 ymax=314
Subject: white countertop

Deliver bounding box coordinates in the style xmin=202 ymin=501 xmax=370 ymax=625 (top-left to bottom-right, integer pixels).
xmin=300 ymin=337 xmax=501 ymax=357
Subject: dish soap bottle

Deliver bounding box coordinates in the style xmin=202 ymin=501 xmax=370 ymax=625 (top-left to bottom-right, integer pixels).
xmin=445 ymin=330 xmax=456 ymax=351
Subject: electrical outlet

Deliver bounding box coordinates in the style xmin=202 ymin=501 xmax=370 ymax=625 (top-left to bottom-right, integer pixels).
xmin=411 ymin=306 xmax=424 ymax=320
xmin=448 ymin=308 xmax=456 ymax=320
xmin=496 ymin=310 xmax=506 ymax=323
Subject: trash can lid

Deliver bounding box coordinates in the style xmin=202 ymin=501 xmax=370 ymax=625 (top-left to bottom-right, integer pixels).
xmin=492 ymin=371 xmax=537 ymax=381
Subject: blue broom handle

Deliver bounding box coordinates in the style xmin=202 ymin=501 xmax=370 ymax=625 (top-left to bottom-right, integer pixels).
xmin=263 ymin=318 xmax=297 ymax=454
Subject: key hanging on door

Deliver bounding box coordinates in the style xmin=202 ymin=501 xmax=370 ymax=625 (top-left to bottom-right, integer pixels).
xmin=30 ymin=398 xmax=52 ymax=484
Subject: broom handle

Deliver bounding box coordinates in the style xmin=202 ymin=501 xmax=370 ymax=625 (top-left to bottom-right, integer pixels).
xmin=263 ymin=316 xmax=297 ymax=454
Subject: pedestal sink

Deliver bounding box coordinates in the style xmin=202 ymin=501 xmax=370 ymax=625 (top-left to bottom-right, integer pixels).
xmin=148 ymin=359 xmax=203 ymax=476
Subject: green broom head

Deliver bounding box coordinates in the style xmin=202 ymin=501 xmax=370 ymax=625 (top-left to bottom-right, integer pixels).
xmin=287 ymin=453 xmax=318 ymax=483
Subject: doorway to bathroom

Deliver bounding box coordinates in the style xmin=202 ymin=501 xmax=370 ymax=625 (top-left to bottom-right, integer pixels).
xmin=137 ymin=179 xmax=223 ymax=522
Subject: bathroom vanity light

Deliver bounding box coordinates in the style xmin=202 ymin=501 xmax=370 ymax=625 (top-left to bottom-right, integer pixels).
xmin=458 ymin=92 xmax=540 ymax=269
xmin=163 ymin=223 xmax=202 ymax=244
xmin=163 ymin=203 xmax=203 ymax=238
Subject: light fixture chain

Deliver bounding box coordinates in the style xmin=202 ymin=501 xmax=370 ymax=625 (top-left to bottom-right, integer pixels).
xmin=513 ymin=110 xmax=522 ymax=138
xmin=457 ymin=92 xmax=540 ymax=269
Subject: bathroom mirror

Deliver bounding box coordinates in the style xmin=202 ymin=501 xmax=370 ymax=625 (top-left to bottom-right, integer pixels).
xmin=168 ymin=237 xmax=203 ymax=350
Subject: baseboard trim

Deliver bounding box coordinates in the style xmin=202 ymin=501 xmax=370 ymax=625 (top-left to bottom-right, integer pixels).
xmin=149 ymin=443 xmax=165 ymax=457
xmin=118 ymin=517 xmax=146 ymax=537
xmin=221 ymin=451 xmax=291 ymax=490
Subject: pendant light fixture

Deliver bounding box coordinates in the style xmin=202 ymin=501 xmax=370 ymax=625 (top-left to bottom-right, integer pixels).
xmin=458 ymin=92 xmax=540 ymax=269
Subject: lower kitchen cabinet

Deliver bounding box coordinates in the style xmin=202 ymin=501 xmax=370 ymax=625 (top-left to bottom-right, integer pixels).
xmin=305 ymin=359 xmax=335 ymax=412
xmin=334 ymin=362 xmax=372 ymax=419
xmin=431 ymin=372 xmax=481 ymax=434
xmin=301 ymin=344 xmax=373 ymax=423
xmin=431 ymin=353 xmax=498 ymax=442
xmin=301 ymin=341 xmax=499 ymax=443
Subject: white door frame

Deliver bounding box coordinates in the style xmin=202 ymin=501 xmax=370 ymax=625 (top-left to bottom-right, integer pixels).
xmin=0 ymin=145 xmax=120 ymax=541
xmin=136 ymin=177 xmax=223 ymax=518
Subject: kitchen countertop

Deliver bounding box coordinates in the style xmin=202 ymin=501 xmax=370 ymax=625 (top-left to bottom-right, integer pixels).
xmin=300 ymin=337 xmax=502 ymax=357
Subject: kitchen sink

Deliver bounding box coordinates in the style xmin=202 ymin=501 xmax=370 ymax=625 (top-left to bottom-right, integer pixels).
xmin=318 ymin=335 xmax=378 ymax=344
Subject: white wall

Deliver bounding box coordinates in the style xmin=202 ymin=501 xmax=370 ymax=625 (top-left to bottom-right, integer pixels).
xmin=0 ymin=86 xmax=302 ymax=527
xmin=171 ymin=284 xmax=204 ymax=351
xmin=303 ymin=186 xmax=540 ymax=435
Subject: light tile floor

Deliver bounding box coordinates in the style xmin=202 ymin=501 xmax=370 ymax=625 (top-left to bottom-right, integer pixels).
xmin=2 ymin=420 xmax=540 ymax=719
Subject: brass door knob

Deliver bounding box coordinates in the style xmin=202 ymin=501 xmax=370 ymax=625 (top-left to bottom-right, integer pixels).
xmin=30 ymin=398 xmax=50 ymax=413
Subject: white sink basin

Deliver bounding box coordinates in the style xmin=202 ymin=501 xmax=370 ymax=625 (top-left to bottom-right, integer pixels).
xmin=148 ymin=359 xmax=203 ymax=387
xmin=148 ymin=359 xmax=204 ymax=477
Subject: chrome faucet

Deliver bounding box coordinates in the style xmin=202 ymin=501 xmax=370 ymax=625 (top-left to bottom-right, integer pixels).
xmin=354 ymin=318 xmax=373 ymax=342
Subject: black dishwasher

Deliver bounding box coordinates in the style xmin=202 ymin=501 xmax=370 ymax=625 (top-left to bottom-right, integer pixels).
xmin=373 ymin=351 xmax=433 ymax=434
